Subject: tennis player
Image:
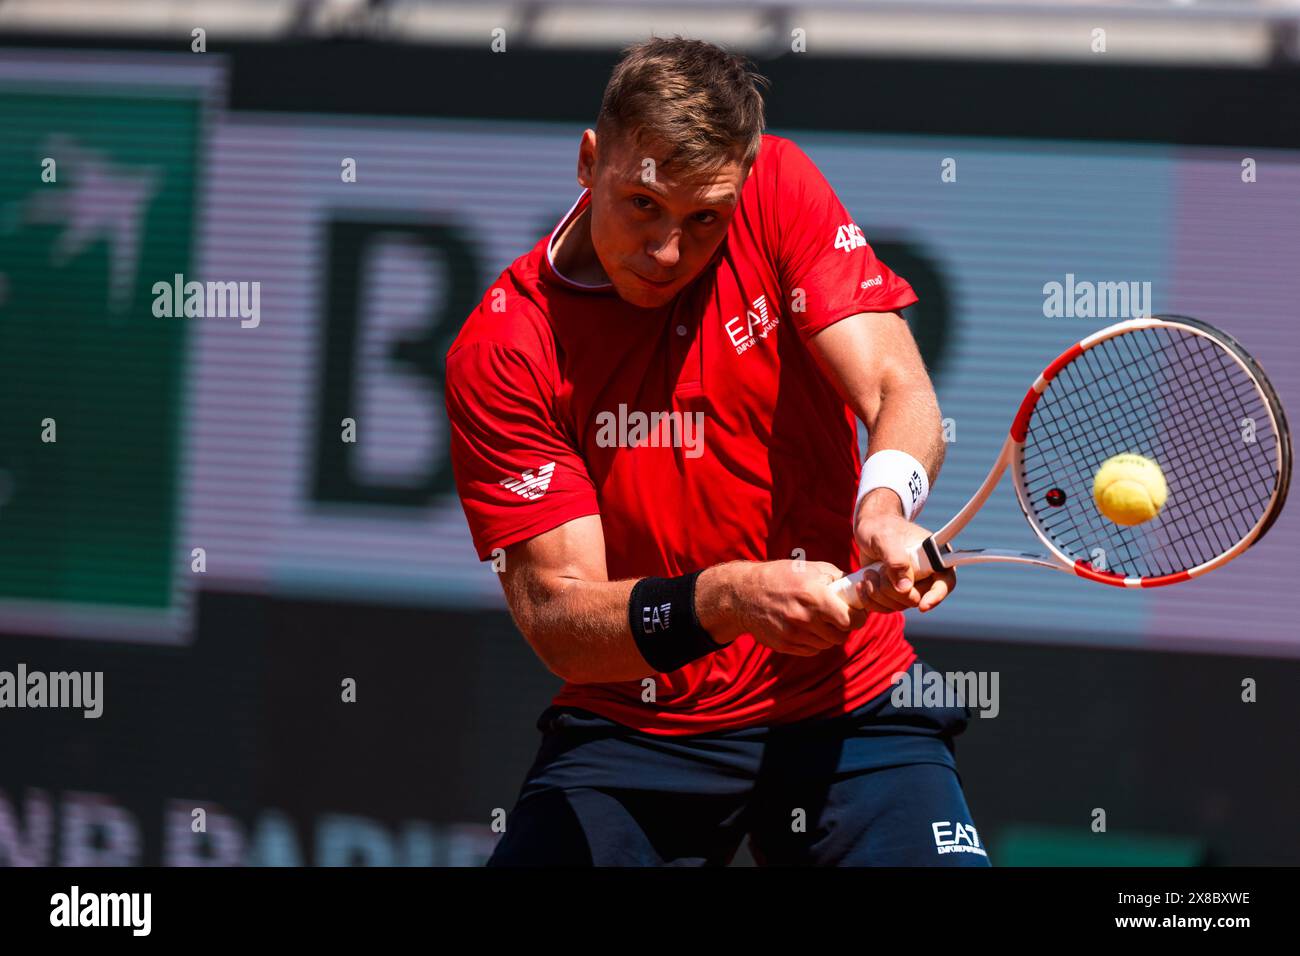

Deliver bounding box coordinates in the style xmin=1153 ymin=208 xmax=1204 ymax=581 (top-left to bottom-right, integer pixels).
xmin=445 ymin=37 xmax=988 ymax=866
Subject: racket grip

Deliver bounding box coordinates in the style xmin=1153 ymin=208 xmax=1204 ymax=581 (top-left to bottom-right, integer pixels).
xmin=827 ymin=541 xmax=934 ymax=608
xmin=828 ymin=565 xmax=878 ymax=608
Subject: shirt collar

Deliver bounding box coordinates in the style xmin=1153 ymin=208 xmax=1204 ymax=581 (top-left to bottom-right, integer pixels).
xmin=543 ymin=189 xmax=615 ymax=292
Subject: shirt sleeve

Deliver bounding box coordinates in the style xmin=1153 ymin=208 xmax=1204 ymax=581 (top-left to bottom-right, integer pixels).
xmin=444 ymin=340 xmax=600 ymax=561
xmin=771 ymin=139 xmax=919 ymax=340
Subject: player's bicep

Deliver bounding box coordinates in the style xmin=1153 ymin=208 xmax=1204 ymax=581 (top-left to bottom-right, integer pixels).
xmin=807 ymin=311 xmax=925 ymax=427
xmin=497 ymin=514 xmax=610 ymax=672
xmin=499 ymin=513 xmax=608 ymax=602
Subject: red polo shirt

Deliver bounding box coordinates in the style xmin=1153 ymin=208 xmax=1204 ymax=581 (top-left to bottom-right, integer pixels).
xmin=445 ymin=134 xmax=920 ymax=735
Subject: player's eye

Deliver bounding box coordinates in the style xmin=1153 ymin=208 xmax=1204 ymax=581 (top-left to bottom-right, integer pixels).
xmin=694 ymin=211 xmax=718 ymax=225
xmin=631 ymin=196 xmax=655 ymax=211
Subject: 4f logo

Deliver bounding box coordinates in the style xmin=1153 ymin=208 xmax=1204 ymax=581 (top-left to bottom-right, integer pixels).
xmin=834 ymin=223 xmax=866 ymax=253
xmin=725 ymin=295 xmax=780 ymax=356
xmin=642 ymin=602 xmax=671 ymax=634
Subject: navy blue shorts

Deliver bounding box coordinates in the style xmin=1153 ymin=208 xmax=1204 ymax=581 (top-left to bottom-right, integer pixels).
xmin=488 ymin=659 xmax=990 ymax=866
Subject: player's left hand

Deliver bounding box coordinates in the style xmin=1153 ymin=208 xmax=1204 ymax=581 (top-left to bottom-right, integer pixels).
xmin=852 ymin=492 xmax=956 ymax=615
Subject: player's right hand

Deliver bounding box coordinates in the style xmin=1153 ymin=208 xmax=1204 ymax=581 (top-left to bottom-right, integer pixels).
xmin=733 ymin=560 xmax=867 ymax=656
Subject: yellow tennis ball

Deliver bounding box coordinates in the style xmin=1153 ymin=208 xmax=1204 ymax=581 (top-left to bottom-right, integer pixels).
xmin=1093 ymin=454 xmax=1168 ymax=526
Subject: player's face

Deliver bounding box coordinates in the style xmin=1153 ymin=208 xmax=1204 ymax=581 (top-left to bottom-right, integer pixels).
xmin=583 ymin=131 xmax=748 ymax=308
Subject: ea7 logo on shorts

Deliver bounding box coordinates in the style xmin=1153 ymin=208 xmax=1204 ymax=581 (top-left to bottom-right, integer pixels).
xmin=499 ymin=462 xmax=555 ymax=501
xmin=725 ymin=295 xmax=780 ymax=356
xmin=932 ymin=821 xmax=988 ymax=857
xmin=642 ymin=602 xmax=671 ymax=633
xmin=834 ymin=223 xmax=867 ymax=253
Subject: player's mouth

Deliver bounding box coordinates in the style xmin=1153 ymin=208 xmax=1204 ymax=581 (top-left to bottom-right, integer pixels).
xmin=631 ymin=271 xmax=675 ymax=289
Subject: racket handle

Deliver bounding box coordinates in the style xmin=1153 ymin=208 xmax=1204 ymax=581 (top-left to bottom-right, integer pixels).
xmin=828 ymin=566 xmax=876 ymax=608
xmin=827 ymin=541 xmax=934 ymax=608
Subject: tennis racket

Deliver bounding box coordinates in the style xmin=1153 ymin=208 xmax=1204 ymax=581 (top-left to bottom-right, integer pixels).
xmin=830 ymin=314 xmax=1291 ymax=607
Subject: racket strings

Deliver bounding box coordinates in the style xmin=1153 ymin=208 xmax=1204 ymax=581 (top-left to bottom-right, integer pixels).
xmin=1021 ymin=325 xmax=1279 ymax=578
xmin=1030 ymin=335 xmax=1271 ymax=548
xmin=1030 ymin=333 xmax=1273 ymax=574
xmin=1037 ymin=334 xmax=1270 ymax=573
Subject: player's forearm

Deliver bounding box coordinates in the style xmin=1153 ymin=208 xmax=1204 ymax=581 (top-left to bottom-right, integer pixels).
xmin=853 ymin=379 xmax=945 ymax=525
xmin=806 ymin=311 xmax=945 ymax=481
xmin=866 ymin=379 xmax=946 ymax=482
xmin=513 ymin=564 xmax=743 ymax=684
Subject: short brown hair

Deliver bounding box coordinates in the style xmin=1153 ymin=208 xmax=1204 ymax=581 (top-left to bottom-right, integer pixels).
xmin=596 ymin=37 xmax=769 ymax=173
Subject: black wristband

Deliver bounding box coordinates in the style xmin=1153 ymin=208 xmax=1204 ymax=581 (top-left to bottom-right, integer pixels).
xmin=627 ymin=571 xmax=723 ymax=674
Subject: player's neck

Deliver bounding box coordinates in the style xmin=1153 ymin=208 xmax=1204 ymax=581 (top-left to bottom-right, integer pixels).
xmin=551 ymin=205 xmax=610 ymax=286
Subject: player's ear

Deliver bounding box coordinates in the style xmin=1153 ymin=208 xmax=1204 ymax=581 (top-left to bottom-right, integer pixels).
xmin=577 ymin=129 xmax=597 ymax=188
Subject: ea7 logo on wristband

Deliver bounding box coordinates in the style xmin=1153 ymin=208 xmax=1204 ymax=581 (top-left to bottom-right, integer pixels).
xmin=931 ymin=821 xmax=987 ymax=858
xmin=907 ymin=469 xmax=924 ymax=506
xmin=642 ymin=602 xmax=672 ymax=633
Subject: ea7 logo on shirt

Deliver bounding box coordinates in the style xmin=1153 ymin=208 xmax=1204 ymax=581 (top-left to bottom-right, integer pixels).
xmin=642 ymin=602 xmax=672 ymax=633
xmin=834 ymin=223 xmax=867 ymax=253
xmin=499 ymin=462 xmax=555 ymax=501
xmin=932 ymin=821 xmax=988 ymax=858
xmin=724 ymin=295 xmax=780 ymax=357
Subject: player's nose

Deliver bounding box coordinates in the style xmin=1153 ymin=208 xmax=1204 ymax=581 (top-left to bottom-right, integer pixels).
xmin=647 ymin=228 xmax=682 ymax=269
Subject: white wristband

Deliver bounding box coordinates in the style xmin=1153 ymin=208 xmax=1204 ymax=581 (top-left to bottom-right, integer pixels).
xmin=856 ymin=450 xmax=929 ymax=523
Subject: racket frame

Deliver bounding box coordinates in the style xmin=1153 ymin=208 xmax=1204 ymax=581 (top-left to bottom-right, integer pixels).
xmin=834 ymin=315 xmax=1291 ymax=600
